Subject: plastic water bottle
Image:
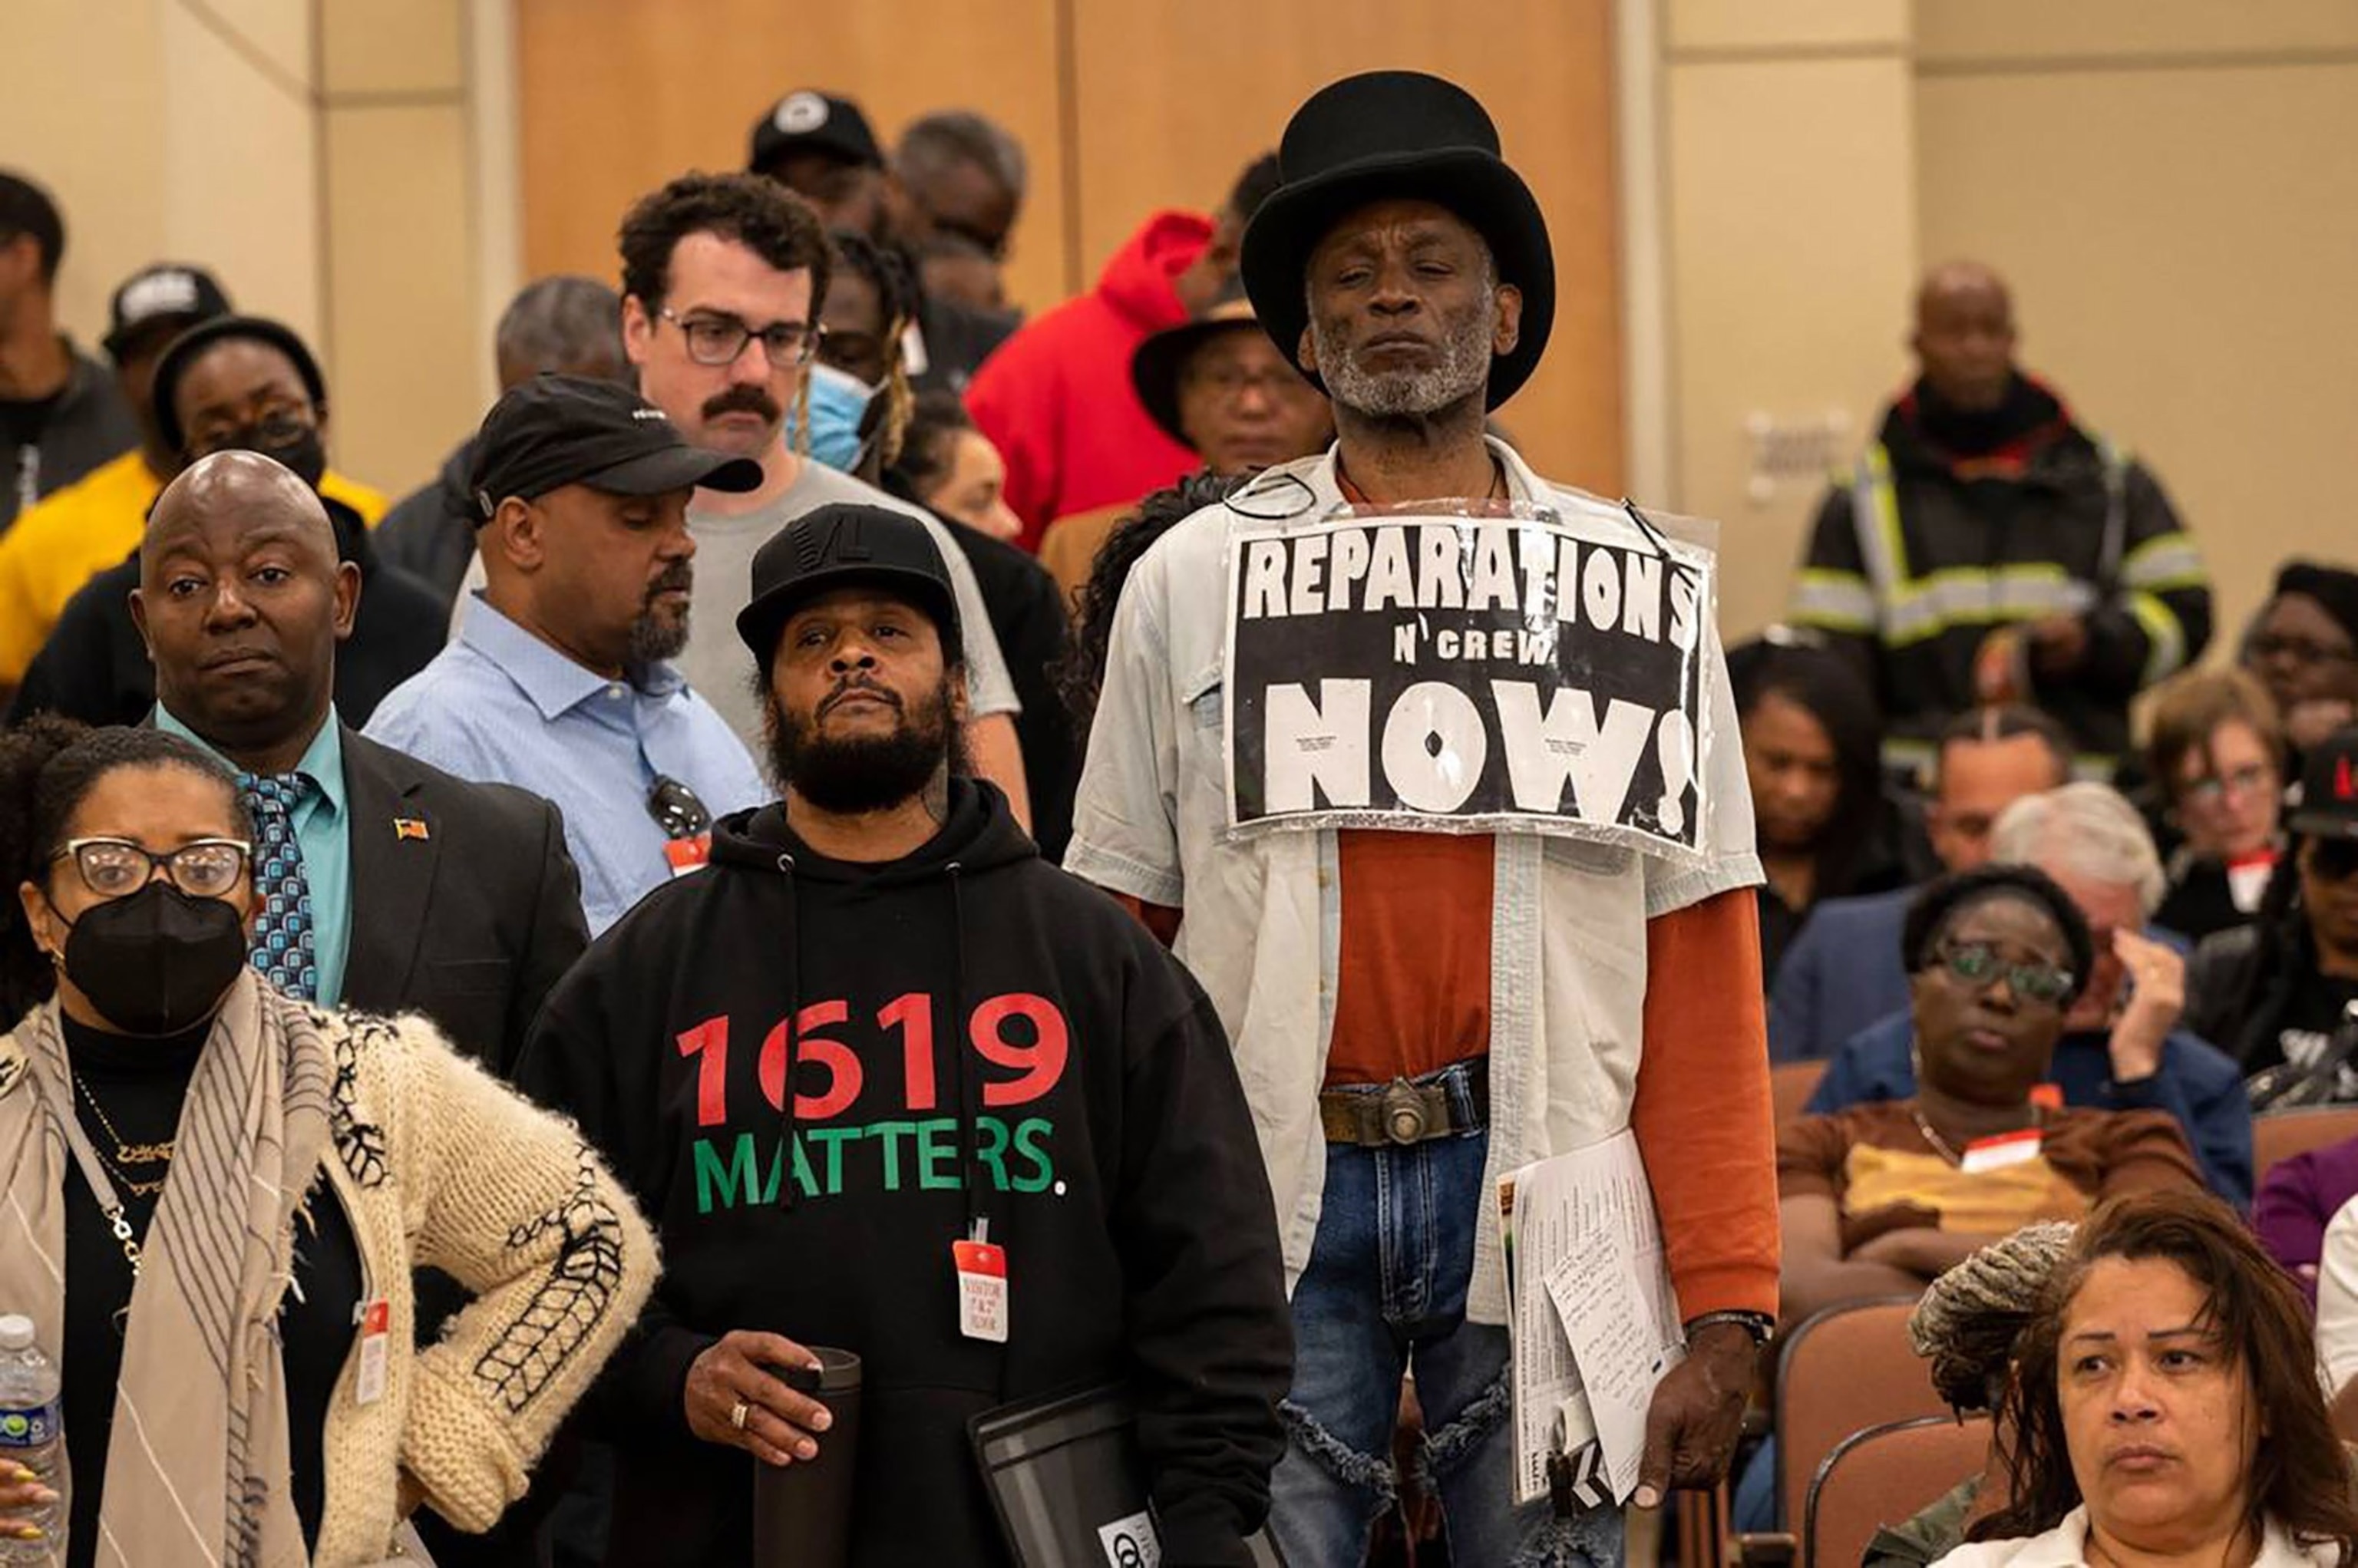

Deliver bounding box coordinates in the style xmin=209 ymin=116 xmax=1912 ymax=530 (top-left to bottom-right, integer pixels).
xmin=0 ymin=1315 xmax=60 ymax=1563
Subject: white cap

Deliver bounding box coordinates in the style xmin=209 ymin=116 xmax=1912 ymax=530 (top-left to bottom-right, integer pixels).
xmin=0 ymin=1316 xmax=31 ymax=1352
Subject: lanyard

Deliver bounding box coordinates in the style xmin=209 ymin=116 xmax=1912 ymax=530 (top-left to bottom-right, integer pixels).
xmin=50 ymin=1096 xmax=147 ymax=1279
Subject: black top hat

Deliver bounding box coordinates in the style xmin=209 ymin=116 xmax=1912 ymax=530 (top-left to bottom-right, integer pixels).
xmin=1240 ymin=70 xmax=1554 ymax=410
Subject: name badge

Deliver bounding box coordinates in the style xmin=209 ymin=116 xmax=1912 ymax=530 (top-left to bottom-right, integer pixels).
xmin=1960 ymin=1129 xmax=2044 ymax=1174
xmin=354 ymin=1299 xmax=391 ymax=1406
xmin=953 ymin=1235 xmax=1008 ymax=1344
xmin=664 ymin=834 xmax=712 ymax=879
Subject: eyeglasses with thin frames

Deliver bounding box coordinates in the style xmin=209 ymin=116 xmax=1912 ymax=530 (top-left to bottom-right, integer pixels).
xmin=659 ymin=308 xmax=824 ymax=368
xmin=51 ymin=837 xmax=253 ymax=900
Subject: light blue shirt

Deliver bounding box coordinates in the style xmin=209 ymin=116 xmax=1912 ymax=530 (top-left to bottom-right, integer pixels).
xmin=363 ymin=593 xmax=769 ymax=934
xmin=156 ymin=705 xmax=353 ymax=1006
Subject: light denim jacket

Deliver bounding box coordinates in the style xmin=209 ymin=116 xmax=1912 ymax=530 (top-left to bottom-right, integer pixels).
xmin=1066 ymin=441 xmax=1763 ymax=1325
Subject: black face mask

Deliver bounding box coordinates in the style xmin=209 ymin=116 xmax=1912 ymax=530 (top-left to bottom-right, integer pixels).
xmin=58 ymin=883 xmax=249 ymax=1036
xmin=220 ymin=423 xmax=328 ymax=490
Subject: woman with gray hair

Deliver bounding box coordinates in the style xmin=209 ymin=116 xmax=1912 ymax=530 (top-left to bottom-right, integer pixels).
xmin=1864 ymin=1223 xmax=2079 ymax=1568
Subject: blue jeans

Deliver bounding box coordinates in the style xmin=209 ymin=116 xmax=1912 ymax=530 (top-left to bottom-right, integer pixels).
xmin=1270 ymin=1063 xmax=1625 ymax=1568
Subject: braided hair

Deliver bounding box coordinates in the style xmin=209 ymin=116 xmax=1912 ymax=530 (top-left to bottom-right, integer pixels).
xmin=1907 ymin=1220 xmax=2076 ymax=1411
xmin=830 ymin=228 xmax=921 ymax=473
xmin=1 ymin=717 xmax=249 ymax=1022
xmin=1053 ymin=470 xmax=1250 ymax=749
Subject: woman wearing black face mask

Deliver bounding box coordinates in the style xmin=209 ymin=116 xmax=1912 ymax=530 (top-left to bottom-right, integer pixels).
xmin=0 ymin=718 xmax=656 ymax=1566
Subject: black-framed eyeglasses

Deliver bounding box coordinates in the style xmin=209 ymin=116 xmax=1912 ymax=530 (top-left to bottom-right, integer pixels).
xmin=646 ymin=775 xmax=712 ymax=841
xmin=51 ymin=837 xmax=253 ymax=900
xmin=2248 ymin=632 xmax=2357 ymax=668
xmin=658 ymin=307 xmax=823 ymax=368
xmin=1929 ymin=940 xmax=2076 ymax=1007
xmin=188 ymin=407 xmax=312 ymax=460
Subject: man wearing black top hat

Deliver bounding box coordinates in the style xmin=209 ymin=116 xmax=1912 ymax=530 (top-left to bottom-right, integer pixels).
xmin=518 ymin=500 xmax=1290 ymax=1566
xmin=1068 ymin=71 xmax=1778 ymax=1560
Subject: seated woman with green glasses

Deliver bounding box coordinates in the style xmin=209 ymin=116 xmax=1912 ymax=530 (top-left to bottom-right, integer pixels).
xmin=1779 ymin=865 xmax=2209 ymax=1325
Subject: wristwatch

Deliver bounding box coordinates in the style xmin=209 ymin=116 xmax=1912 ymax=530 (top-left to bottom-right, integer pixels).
xmin=1684 ymin=1309 xmax=1775 ymax=1346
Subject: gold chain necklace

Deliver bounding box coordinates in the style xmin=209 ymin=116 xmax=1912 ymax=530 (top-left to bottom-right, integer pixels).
xmin=71 ymin=1072 xmax=173 ymax=1197
xmin=1912 ymin=1103 xmax=2043 ymax=1167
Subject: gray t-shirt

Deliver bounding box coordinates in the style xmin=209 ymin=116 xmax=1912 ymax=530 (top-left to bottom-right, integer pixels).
xmin=453 ymin=460 xmax=1020 ymax=754
xmin=679 ymin=460 xmax=1018 ymax=750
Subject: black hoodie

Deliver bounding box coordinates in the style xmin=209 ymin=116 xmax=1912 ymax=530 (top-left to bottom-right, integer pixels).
xmin=517 ymin=779 xmax=1290 ymax=1566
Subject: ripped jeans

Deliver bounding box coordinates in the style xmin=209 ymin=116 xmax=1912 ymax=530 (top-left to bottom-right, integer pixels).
xmin=1270 ymin=1065 xmax=1623 ymax=1568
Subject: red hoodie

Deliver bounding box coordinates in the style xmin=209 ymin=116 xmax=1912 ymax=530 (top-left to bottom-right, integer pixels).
xmin=966 ymin=209 xmax=1211 ymax=549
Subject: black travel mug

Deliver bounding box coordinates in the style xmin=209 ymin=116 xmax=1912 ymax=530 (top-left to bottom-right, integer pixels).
xmin=750 ymin=1346 xmax=863 ymax=1568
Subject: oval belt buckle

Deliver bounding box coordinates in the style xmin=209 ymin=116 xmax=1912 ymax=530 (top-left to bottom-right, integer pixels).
xmin=1380 ymin=1078 xmax=1429 ymax=1145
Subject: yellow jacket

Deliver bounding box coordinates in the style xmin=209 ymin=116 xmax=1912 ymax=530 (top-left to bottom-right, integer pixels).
xmin=0 ymin=450 xmax=387 ymax=682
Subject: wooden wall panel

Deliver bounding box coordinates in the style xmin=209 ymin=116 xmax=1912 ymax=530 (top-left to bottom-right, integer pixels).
xmin=517 ymin=0 xmax=1623 ymax=493
xmin=1066 ymin=0 xmax=1625 ymax=494
xmin=517 ymin=0 xmax=1071 ymax=312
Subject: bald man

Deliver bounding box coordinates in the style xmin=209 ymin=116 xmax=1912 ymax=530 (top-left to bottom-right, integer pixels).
xmin=122 ymin=450 xmax=589 ymax=1075
xmin=1789 ymin=261 xmax=2210 ymax=772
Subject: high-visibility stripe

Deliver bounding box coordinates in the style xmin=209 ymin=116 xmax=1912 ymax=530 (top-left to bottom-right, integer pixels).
xmin=2128 ymin=589 xmax=2188 ymax=685
xmin=2120 ymin=533 xmax=2206 ymax=592
xmin=1882 ymin=567 xmax=2092 ymax=649
xmin=1789 ymin=569 xmax=1878 ymax=632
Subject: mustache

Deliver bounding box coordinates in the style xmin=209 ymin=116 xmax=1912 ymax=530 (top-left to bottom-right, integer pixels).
xmin=646 ymin=561 xmax=694 ymax=601
xmin=701 ymin=384 xmax=781 ymax=424
xmin=820 ymin=675 xmax=902 ymax=717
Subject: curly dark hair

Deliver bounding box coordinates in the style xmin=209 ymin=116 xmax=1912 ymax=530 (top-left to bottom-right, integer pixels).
xmin=617 ymin=172 xmax=832 ymax=318
xmin=1974 ymin=1190 xmax=2358 ymax=1559
xmin=2 ymin=717 xmax=249 ymax=1022
xmin=1901 ymin=863 xmax=2096 ymax=1007
xmin=1053 ymin=471 xmax=1249 ymax=748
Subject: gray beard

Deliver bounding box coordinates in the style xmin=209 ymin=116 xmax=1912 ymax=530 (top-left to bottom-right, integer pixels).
xmin=629 ymin=608 xmax=689 ymax=665
xmin=1310 ymin=298 xmax=1495 ymax=418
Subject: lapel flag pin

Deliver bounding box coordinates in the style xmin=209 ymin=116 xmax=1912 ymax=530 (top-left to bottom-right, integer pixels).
xmin=394 ymin=818 xmax=430 ymax=841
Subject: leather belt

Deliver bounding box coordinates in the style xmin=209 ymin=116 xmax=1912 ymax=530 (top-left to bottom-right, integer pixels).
xmin=1318 ymin=1073 xmax=1488 ymax=1147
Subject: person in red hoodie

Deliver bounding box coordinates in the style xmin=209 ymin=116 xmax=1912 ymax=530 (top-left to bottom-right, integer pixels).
xmin=966 ymin=154 xmax=1279 ymax=550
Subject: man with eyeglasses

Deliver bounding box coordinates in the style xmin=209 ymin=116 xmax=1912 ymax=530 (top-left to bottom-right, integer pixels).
xmin=8 ymin=315 xmax=438 ymax=729
xmin=366 ymin=375 xmax=772 ymax=936
xmin=610 ymin=170 xmax=1034 ymax=827
xmin=1806 ymin=781 xmax=2254 ymax=1208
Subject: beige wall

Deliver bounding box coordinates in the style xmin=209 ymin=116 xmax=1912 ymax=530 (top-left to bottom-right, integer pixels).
xmin=5 ymin=0 xmax=498 ymax=502
xmin=1913 ymin=0 xmax=2358 ymax=659
xmin=1644 ymin=0 xmax=2358 ymax=658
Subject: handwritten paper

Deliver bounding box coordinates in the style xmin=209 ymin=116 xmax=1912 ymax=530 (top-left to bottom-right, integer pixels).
xmin=1500 ymin=1128 xmax=1686 ymax=1505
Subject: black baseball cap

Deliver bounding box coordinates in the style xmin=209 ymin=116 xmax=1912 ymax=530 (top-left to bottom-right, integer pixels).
xmin=152 ymin=315 xmax=327 ymax=458
xmin=749 ymin=90 xmax=883 ymax=175
xmin=103 ymin=263 xmax=231 ymax=361
xmin=467 ymin=375 xmax=762 ymax=522
xmin=737 ymin=502 xmax=963 ymax=670
xmin=2291 ymin=726 xmax=2358 ymax=841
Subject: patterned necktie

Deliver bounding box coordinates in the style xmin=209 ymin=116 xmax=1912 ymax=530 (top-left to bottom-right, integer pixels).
xmin=241 ymin=772 xmax=318 ymax=1002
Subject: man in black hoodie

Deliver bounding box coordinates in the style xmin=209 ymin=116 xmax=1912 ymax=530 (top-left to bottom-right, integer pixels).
xmin=517 ymin=501 xmax=1290 ymax=1566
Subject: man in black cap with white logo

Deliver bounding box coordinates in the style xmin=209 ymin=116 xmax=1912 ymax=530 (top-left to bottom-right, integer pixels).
xmin=1069 ymin=70 xmax=1778 ymax=1559
xmin=367 ymin=375 xmax=774 ymax=936
xmin=518 ymin=500 xmax=1291 ymax=1567
xmin=749 ymin=88 xmax=894 ymax=245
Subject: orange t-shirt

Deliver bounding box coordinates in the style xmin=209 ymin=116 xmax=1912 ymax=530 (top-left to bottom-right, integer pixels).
xmin=1323 ymin=831 xmax=1495 ymax=1085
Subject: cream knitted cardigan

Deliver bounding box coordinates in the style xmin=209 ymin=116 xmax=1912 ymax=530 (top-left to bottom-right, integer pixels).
xmin=0 ymin=1004 xmax=659 ymax=1566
